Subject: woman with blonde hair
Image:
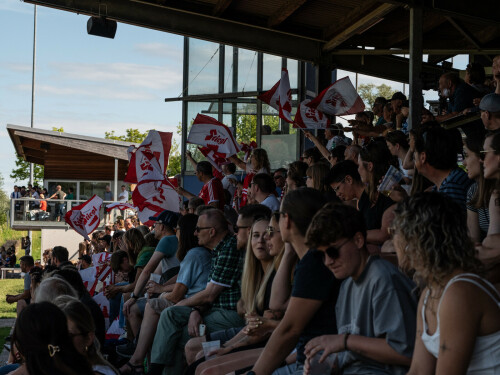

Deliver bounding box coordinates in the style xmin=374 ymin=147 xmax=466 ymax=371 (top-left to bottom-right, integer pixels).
xmin=54 ymin=296 xmax=119 ymax=375
xmin=392 ymin=192 xmax=500 ymax=374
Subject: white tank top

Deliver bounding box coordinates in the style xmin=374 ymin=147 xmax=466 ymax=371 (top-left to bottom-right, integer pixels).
xmin=421 ymin=273 xmax=500 ymax=374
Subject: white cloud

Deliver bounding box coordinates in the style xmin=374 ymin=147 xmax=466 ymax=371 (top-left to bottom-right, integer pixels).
xmin=1 ymin=63 xmax=32 ymax=73
xmin=49 ymin=62 xmax=182 ymax=91
xmin=134 ymin=43 xmax=183 ymax=60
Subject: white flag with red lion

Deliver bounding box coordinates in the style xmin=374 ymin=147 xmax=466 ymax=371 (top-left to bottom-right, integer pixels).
xmin=306 ymin=77 xmax=365 ymax=116
xmin=64 ymin=195 xmax=103 ymax=241
xmin=258 ymin=68 xmax=294 ymax=123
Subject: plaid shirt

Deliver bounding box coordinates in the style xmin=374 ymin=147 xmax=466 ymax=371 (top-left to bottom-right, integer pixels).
xmin=209 ymin=233 xmax=244 ymax=310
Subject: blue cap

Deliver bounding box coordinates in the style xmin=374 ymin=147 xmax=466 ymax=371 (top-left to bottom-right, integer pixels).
xmin=149 ymin=210 xmax=179 ymax=229
xmin=479 ymin=93 xmax=500 ymax=113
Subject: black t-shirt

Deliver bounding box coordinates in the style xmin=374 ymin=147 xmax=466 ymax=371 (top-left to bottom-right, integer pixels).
xmin=80 ymin=292 xmax=106 ymax=348
xmin=292 ymin=249 xmax=340 ymax=364
xmin=258 ymin=270 xmax=276 ymax=317
xmin=357 ymin=191 xmax=394 ymax=230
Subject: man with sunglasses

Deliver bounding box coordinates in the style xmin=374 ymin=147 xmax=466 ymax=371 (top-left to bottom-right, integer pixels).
xmin=273 ymin=168 xmax=287 ymax=198
xmin=303 ymin=203 xmax=417 ymax=375
xmin=148 ymin=209 xmax=245 ymax=375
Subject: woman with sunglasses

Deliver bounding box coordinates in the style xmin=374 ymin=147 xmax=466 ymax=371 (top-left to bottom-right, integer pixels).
xmin=392 ymin=192 xmax=500 ymax=375
xmin=119 ymin=214 xmax=211 ymax=374
xmin=304 ymin=202 xmax=417 ymax=375
xmin=463 ymin=132 xmax=493 ymax=243
xmin=183 ymin=217 xmax=287 ymax=375
xmin=55 ymin=296 xmax=119 ymax=375
xmin=248 ymin=188 xmax=340 ymax=375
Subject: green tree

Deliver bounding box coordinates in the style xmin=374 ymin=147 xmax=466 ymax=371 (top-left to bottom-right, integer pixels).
xmin=10 ymin=127 xmax=63 ymax=186
xmin=358 ymin=83 xmax=397 ymax=110
xmin=104 ymin=128 xmax=149 ymax=143
xmin=0 ymin=173 xmax=9 ymax=225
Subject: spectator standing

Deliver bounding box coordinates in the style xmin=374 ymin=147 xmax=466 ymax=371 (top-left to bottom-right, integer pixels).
xmin=49 ymin=185 xmax=66 ymax=222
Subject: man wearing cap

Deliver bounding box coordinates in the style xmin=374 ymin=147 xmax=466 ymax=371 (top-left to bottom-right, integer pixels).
xmin=479 ymin=93 xmax=500 ymax=131
xmin=436 ymin=72 xmax=480 ymax=122
xmin=79 ymin=254 xmax=92 ymax=270
xmin=122 ymin=210 xmax=180 ymax=322
xmin=176 ymin=160 xmax=225 ymax=210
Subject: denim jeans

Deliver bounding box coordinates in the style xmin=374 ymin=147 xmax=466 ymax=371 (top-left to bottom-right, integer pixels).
xmin=109 ymin=281 xmax=128 ymax=325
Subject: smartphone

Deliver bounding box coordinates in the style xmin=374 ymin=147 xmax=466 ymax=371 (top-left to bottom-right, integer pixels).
xmin=199 ymin=324 xmax=206 ymax=336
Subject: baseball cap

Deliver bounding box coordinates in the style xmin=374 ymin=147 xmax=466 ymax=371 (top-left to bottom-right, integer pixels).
xmin=79 ymin=255 xmax=92 ymax=264
xmin=479 ymin=93 xmax=500 ymax=113
xmin=390 ymin=92 xmax=407 ymax=101
xmin=149 ymin=210 xmax=180 ymax=229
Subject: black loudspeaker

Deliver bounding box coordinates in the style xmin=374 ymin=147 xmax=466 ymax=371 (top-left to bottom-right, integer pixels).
xmin=87 ymin=16 xmax=117 ymax=39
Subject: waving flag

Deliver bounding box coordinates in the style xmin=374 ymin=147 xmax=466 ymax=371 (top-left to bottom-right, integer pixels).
xmin=125 ymin=130 xmax=173 ymax=183
xmin=258 ymin=68 xmax=294 ymax=123
xmin=132 ymin=179 xmax=180 ymax=226
xmin=293 ymin=99 xmax=331 ymax=129
xmin=187 ymin=115 xmax=240 ymax=159
xmin=105 ymin=202 xmax=137 ymax=212
xmin=240 ymin=141 xmax=257 ymax=162
xmin=306 ymin=77 xmax=365 ymax=116
xmin=199 ymin=146 xmax=229 ymax=172
xmin=65 ymin=195 xmax=103 ymax=241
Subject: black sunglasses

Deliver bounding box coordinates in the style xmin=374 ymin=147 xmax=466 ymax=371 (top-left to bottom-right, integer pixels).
xmin=321 ymin=238 xmax=351 ymax=260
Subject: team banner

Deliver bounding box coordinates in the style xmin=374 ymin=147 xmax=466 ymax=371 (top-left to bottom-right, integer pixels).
xmin=125 ymin=130 xmax=173 ymax=183
xmin=293 ymin=99 xmax=331 ymax=129
xmin=92 ymin=252 xmax=112 ymax=266
xmin=258 ymin=68 xmax=294 ymax=123
xmin=64 ymin=195 xmax=103 ymax=241
xmin=105 ymin=202 xmax=137 ymax=212
xmin=306 ymin=77 xmax=365 ymax=116
xmin=187 ymin=114 xmax=240 ymax=159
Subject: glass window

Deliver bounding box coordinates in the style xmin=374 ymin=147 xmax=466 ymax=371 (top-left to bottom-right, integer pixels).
xmin=47 ymin=182 xmax=77 ymax=200
xmin=80 ymin=182 xmax=110 ymax=201
xmin=262 ymin=134 xmax=297 ymax=170
xmin=188 ymin=39 xmax=220 ymax=95
xmin=224 ymin=46 xmax=236 ymax=93
xmin=288 ymin=59 xmax=299 ymax=89
xmin=186 ymin=102 xmax=218 ymax=172
xmin=263 ymin=54 xmax=282 ymax=91
xmin=238 ymin=49 xmax=258 ymax=92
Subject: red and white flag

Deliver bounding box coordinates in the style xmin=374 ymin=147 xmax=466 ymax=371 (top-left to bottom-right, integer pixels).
xmin=198 ymin=146 xmax=229 ymax=172
xmin=105 ymin=202 xmax=137 ymax=212
xmin=187 ymin=114 xmax=240 ymax=159
xmin=79 ymin=266 xmax=98 ymax=294
xmin=125 ymin=130 xmax=173 ymax=183
xmin=132 ymin=179 xmax=180 ymax=226
xmin=240 ymin=141 xmax=257 ymax=162
xmin=293 ymin=99 xmax=331 ymax=129
xmin=92 ymin=252 xmax=112 ymax=266
xmin=64 ymin=195 xmax=103 ymax=241
xmin=93 ymin=292 xmax=111 ymax=330
xmin=106 ymin=318 xmax=125 ymax=340
xmin=306 ymin=77 xmax=365 ymax=116
xmin=258 ymin=68 xmax=294 ymax=123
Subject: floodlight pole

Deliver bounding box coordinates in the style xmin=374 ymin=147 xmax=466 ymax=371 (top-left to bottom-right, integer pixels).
xmin=28 ymin=4 xmax=37 ymax=253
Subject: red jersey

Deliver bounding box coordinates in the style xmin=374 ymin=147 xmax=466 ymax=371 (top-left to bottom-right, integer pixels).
xmin=199 ymin=177 xmax=225 ymax=210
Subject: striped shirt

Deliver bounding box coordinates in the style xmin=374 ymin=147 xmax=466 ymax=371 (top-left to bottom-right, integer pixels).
xmin=199 ymin=177 xmax=225 ymax=210
xmin=466 ymin=182 xmax=490 ymax=238
xmin=432 ymin=168 xmax=473 ymax=214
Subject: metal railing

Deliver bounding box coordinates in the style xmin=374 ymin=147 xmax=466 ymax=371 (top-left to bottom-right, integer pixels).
xmin=9 ymin=198 xmax=123 ymax=230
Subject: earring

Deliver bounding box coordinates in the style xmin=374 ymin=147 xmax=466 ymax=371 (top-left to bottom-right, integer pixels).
xmin=85 ymin=346 xmax=88 ymax=352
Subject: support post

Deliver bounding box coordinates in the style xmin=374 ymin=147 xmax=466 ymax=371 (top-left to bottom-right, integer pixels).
xmin=256 ymin=52 xmax=263 ymax=147
xmin=114 ymin=158 xmax=118 ymax=201
xmin=409 ymin=5 xmax=424 ymax=132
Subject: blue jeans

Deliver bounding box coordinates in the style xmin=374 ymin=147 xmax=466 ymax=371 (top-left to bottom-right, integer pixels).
xmin=109 ymin=282 xmax=128 ymax=325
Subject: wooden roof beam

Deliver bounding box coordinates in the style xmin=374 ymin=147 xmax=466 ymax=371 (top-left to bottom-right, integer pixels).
xmin=384 ymin=12 xmax=446 ymax=47
xmin=267 ymin=0 xmax=308 ymax=28
xmin=445 ymin=16 xmax=482 ymax=49
xmin=212 ymin=0 xmax=233 ymax=16
xmin=323 ymin=3 xmax=399 ymax=52
xmin=23 ymin=147 xmax=47 ymax=160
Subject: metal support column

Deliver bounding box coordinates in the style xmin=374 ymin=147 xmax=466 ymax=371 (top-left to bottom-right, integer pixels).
xmin=113 ymin=158 xmax=118 ymax=201
xmin=181 ymin=37 xmax=189 ymax=176
xmin=256 ymin=52 xmax=263 ymax=147
xmin=280 ymin=57 xmax=289 ymax=134
xmin=28 ymin=4 xmax=37 ymax=251
xmin=218 ymin=44 xmax=225 ymax=122
xmin=409 ymin=5 xmax=424 ymax=132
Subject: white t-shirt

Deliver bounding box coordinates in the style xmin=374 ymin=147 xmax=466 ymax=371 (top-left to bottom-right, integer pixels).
xmin=118 ymin=190 xmax=129 ymax=202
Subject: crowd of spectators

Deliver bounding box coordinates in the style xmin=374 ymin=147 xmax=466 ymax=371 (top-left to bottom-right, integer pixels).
xmin=2 ymin=58 xmax=500 ymax=374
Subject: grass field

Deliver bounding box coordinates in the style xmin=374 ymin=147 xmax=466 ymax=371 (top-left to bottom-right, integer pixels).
xmin=0 ymin=224 xmax=41 ymax=263
xmin=0 ymin=326 xmax=10 ymax=348
xmin=0 ymin=280 xmax=23 ymax=319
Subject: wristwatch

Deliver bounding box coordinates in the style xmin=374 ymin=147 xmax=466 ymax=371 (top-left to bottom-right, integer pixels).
xmin=130 ymin=292 xmax=137 ymax=300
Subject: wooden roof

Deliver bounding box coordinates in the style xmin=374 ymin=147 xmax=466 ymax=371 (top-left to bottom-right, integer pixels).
xmin=7 ymin=124 xmax=133 ymax=180
xmin=23 ymin=0 xmax=500 ymax=83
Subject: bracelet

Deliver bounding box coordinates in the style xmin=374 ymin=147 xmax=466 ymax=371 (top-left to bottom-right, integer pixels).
xmin=191 ymin=307 xmax=201 ymax=314
xmin=344 ymin=333 xmax=351 ymax=351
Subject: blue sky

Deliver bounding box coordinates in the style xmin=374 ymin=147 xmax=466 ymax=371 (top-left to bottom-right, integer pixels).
xmin=0 ymin=0 xmax=469 ymax=195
